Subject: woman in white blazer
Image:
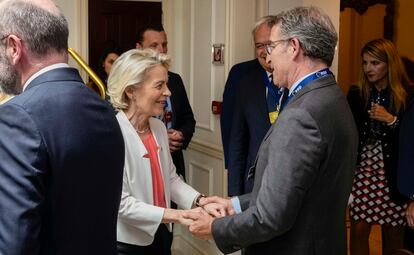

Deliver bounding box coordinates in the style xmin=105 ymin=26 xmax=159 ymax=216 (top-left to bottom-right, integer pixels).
xmin=107 ymin=49 xmax=222 ymax=255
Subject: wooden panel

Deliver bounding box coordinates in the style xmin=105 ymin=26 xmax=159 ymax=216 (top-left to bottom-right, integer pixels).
xmin=88 ymin=0 xmax=162 ymax=73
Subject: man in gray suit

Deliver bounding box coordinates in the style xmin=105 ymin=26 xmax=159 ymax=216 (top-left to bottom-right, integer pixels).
xmin=184 ymin=6 xmax=358 ymax=255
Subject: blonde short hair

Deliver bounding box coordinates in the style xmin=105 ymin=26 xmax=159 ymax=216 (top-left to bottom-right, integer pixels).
xmin=107 ymin=48 xmax=171 ymax=110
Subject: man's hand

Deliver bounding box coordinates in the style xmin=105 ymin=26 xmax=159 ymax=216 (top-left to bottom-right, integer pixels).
xmin=183 ymin=210 xmax=214 ymax=240
xmin=200 ymin=196 xmax=235 ymax=216
xmin=167 ymin=129 xmax=184 ymax=152
xmin=407 ymin=201 xmax=414 ymax=229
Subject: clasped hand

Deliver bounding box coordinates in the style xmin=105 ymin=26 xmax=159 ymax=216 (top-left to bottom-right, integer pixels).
xmin=182 ymin=196 xmax=235 ymax=240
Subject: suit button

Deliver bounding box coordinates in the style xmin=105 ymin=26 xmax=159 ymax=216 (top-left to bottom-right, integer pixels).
xmin=411 ymin=194 xmax=414 ymax=200
xmin=384 ymin=143 xmax=388 ymax=147
xmin=385 ymin=154 xmax=390 ymax=158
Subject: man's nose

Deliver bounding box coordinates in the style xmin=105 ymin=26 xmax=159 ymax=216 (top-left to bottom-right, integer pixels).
xmin=266 ymin=54 xmax=271 ymax=64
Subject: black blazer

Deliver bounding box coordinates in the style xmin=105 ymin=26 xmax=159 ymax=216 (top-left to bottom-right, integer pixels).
xmin=398 ymin=95 xmax=414 ymax=200
xmin=227 ymin=61 xmax=271 ymax=196
xmin=0 ymin=68 xmax=125 ymax=255
xmin=168 ymin=71 xmax=196 ymax=179
xmin=347 ymin=85 xmax=408 ymax=202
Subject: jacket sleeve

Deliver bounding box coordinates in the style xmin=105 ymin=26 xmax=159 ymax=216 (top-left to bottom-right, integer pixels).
xmin=117 ymin=165 xmax=165 ymax=238
xmin=0 ymin=104 xmax=46 ymax=255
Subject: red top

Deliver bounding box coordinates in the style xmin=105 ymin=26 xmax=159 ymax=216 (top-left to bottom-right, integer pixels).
xmin=141 ymin=131 xmax=166 ymax=208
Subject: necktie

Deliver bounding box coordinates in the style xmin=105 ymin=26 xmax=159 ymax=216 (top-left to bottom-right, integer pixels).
xmin=267 ymin=75 xmax=278 ymax=124
xmin=279 ymin=88 xmax=289 ymax=112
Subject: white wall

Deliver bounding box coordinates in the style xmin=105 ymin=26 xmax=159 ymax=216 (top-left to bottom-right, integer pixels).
xmin=54 ymin=0 xmax=89 ymax=81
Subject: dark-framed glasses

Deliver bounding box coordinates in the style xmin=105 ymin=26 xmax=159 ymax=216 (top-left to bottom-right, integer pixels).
xmin=265 ymin=39 xmax=290 ymax=55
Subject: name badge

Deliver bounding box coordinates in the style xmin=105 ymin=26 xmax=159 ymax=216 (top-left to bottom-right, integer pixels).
xmin=269 ymin=111 xmax=279 ymax=124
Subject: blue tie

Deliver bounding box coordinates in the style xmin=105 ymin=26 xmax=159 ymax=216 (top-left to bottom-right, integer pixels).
xmin=266 ymin=75 xmax=277 ymax=113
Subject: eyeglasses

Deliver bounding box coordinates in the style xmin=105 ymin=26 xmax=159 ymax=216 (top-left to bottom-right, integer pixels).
xmin=265 ymin=39 xmax=290 ymax=55
xmin=255 ymin=42 xmax=269 ymax=50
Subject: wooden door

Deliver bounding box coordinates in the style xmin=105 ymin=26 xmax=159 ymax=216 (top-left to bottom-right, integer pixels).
xmin=88 ymin=0 xmax=162 ymax=72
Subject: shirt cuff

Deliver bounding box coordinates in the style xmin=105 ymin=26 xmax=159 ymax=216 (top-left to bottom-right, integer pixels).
xmin=231 ymin=197 xmax=242 ymax=214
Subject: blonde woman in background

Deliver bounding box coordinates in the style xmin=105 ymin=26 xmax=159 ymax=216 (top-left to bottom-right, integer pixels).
xmin=347 ymin=38 xmax=413 ymax=255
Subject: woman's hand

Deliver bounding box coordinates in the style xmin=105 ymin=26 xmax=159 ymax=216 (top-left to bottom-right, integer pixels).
xmin=368 ymin=103 xmax=395 ymax=124
xmin=162 ymin=208 xmax=202 ymax=226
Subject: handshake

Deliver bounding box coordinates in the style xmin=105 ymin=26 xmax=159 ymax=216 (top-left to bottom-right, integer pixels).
xmin=164 ymin=196 xmax=235 ymax=240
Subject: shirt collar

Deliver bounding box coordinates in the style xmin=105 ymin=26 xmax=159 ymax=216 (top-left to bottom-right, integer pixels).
xmin=288 ymin=70 xmax=318 ymax=96
xmin=22 ymin=63 xmax=70 ymax=92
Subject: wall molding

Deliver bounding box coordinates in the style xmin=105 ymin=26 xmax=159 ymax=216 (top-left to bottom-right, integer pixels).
xmin=188 ymin=138 xmax=224 ymax=160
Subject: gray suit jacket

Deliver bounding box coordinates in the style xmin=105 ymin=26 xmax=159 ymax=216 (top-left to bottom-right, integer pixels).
xmin=212 ymin=75 xmax=358 ymax=255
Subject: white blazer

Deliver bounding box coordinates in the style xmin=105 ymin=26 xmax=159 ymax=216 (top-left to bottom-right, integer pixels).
xmin=116 ymin=111 xmax=199 ymax=246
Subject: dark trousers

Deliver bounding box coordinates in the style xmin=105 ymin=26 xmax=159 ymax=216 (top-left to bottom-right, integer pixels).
xmin=117 ymin=224 xmax=172 ymax=255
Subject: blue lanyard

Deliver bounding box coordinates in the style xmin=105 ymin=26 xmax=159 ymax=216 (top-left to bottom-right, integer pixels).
xmin=283 ymin=68 xmax=333 ymax=107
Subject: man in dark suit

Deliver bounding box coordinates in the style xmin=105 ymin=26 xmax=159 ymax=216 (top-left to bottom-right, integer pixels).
xmin=184 ymin=7 xmax=358 ymax=254
xmin=0 ymin=1 xmax=125 ymax=254
xmin=136 ymin=23 xmax=195 ymax=180
xmin=220 ymin=59 xmax=258 ymax=169
xmin=222 ymin=16 xmax=286 ymax=196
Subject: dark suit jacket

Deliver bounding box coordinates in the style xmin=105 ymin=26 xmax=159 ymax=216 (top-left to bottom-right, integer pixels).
xmin=0 ymin=67 xmax=125 ymax=255
xmin=220 ymin=59 xmax=260 ymax=168
xmin=398 ymin=95 xmax=414 ymax=200
xmin=168 ymin=71 xmax=196 ymax=179
xmin=212 ymin=75 xmax=358 ymax=255
xmin=227 ymin=60 xmax=270 ymax=196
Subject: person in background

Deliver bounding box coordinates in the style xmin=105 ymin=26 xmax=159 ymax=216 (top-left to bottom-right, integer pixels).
xmin=0 ymin=0 xmax=125 ymax=254
xmin=226 ymin=15 xmax=287 ymax=196
xmin=87 ymin=41 xmax=122 ymax=97
xmin=399 ymin=56 xmax=414 ymax=252
xmin=347 ymin=38 xmax=412 ymax=255
xmin=136 ymin=23 xmax=195 ymax=181
xmin=184 ymin=6 xmax=358 ymax=254
xmin=220 ymin=16 xmax=276 ymax=172
xmin=97 ymin=41 xmax=122 ymax=86
xmin=107 ymin=48 xmax=225 ymax=255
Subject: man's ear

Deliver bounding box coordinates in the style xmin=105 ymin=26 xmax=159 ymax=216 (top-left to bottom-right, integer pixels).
xmin=6 ymin=35 xmax=23 ymax=65
xmin=290 ymin=38 xmax=301 ymax=59
xmin=136 ymin=43 xmax=143 ymax=50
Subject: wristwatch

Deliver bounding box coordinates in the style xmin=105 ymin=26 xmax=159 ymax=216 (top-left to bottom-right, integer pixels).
xmin=194 ymin=194 xmax=206 ymax=207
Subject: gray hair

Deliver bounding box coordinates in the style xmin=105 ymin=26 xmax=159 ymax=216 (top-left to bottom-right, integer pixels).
xmin=275 ymin=6 xmax=337 ymax=66
xmin=107 ymin=48 xmax=171 ymax=110
xmin=251 ymin=15 xmax=276 ymax=37
xmin=0 ymin=0 xmax=68 ymax=56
